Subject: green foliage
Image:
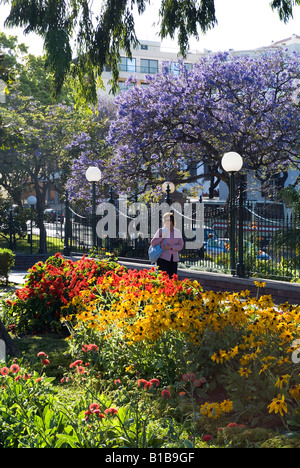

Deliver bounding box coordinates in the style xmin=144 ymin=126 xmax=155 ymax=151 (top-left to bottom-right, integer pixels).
xmin=0 ymin=248 xmax=14 ymax=284
xmin=2 ymin=0 xmax=297 ymax=102
xmin=0 ymin=358 xmax=192 ymax=448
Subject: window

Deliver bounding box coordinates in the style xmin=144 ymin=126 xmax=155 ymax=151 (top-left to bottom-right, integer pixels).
xmin=170 ymin=62 xmax=180 ymax=75
xmin=120 ymin=57 xmax=136 ymax=72
xmin=0 ymin=79 xmax=5 ymax=104
xmin=140 ymin=59 xmax=158 ymax=74
xmin=260 ymin=173 xmax=285 ymax=200
xmin=118 ymin=80 xmax=135 ymax=93
xmin=141 ymin=44 xmax=148 ymax=50
xmin=184 ymin=63 xmax=193 ymax=72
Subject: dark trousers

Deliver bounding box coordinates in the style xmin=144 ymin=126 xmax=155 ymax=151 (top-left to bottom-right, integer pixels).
xmin=157 ymin=256 xmax=178 ymax=278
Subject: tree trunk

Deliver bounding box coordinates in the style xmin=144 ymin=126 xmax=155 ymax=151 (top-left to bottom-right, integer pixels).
xmin=34 ymin=179 xmax=48 ymax=254
xmin=0 ymin=320 xmax=20 ymax=358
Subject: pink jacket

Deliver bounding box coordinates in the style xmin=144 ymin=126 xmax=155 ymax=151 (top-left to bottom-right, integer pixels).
xmin=151 ymin=227 xmax=184 ymax=262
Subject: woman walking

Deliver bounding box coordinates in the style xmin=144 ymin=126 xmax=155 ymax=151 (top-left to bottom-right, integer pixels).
xmin=150 ymin=212 xmax=184 ymax=278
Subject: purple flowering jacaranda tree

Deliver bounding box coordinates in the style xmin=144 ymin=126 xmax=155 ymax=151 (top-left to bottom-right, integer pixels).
xmin=66 ymin=98 xmax=116 ymax=209
xmin=107 ymin=50 xmax=300 ymax=199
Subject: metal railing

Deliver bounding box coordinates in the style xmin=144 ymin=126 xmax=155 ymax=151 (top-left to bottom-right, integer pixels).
xmin=2 ymin=198 xmax=299 ymax=282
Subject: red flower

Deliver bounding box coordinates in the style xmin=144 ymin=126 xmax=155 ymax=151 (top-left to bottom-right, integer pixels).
xmin=149 ymin=378 xmax=160 ymax=388
xmin=202 ymin=435 xmax=212 ymax=442
xmin=37 ymin=352 xmax=48 ymax=358
xmin=10 ymin=364 xmax=20 ymax=374
xmin=70 ymin=360 xmax=83 ymax=368
xmin=82 ymin=344 xmax=99 ymax=352
xmin=84 ymin=410 xmax=93 ymax=421
xmin=161 ymin=387 xmax=171 ymax=399
xmin=90 ymin=403 xmax=100 ymax=412
xmin=104 ymin=407 xmax=118 ymax=415
xmin=137 ymin=378 xmax=150 ymax=388
xmin=0 ymin=367 xmax=10 ymax=376
xmin=42 ymin=359 xmax=50 ymax=366
xmin=76 ymin=366 xmax=86 ymax=374
xmin=192 ymin=379 xmax=202 ymax=388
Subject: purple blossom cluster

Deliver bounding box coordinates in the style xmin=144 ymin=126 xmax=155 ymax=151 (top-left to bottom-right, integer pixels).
xmin=66 ymin=98 xmax=116 ymax=207
xmin=66 ymin=52 xmax=300 ymax=203
xmin=107 ymin=51 xmax=300 ymax=195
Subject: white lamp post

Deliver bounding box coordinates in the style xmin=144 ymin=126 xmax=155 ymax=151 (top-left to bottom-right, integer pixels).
xmin=85 ymin=167 xmax=102 ymax=248
xmin=221 ymin=152 xmax=244 ymax=276
xmin=162 ymin=181 xmax=175 ymax=204
xmin=221 ymin=152 xmax=243 ymax=174
xmin=27 ymin=196 xmax=37 ymax=254
xmin=85 ymin=166 xmax=102 ymax=183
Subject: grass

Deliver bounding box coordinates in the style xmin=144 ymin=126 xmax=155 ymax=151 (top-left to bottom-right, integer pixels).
xmin=0 ymin=234 xmax=64 ymax=254
xmin=12 ymin=333 xmax=72 ymax=381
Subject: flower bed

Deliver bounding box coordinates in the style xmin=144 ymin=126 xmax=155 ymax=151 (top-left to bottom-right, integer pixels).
xmin=7 ymin=253 xmax=125 ymax=333
xmin=61 ymin=269 xmax=300 ymax=430
xmin=2 ymin=255 xmax=300 ymax=447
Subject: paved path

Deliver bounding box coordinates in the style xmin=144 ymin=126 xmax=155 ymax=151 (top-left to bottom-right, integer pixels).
xmin=8 ymin=271 xmax=27 ymax=285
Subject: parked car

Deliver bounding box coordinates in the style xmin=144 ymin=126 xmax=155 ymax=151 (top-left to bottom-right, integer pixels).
xmin=205 ymin=238 xmax=229 ymax=256
xmin=44 ymin=209 xmax=62 ymax=223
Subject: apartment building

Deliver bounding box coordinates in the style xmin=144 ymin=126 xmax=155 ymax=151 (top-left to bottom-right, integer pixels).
xmin=100 ymin=39 xmax=205 ymax=95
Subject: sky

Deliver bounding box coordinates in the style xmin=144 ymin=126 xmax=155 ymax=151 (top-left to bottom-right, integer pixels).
xmin=0 ymin=0 xmax=299 ymax=56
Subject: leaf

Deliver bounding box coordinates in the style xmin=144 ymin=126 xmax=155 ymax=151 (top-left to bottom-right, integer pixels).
xmin=55 ymin=433 xmax=79 ymax=448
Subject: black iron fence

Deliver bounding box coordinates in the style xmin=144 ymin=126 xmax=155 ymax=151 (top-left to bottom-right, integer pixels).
xmin=2 ymin=197 xmax=300 ymax=282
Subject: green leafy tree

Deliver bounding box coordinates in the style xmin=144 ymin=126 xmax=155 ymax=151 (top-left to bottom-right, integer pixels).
xmin=274 ymin=185 xmax=300 ymax=264
xmin=1 ymin=0 xmax=299 ymax=102
xmin=0 ymin=32 xmax=26 ymax=149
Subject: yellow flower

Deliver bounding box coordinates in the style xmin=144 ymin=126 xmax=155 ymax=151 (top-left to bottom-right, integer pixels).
xmin=200 ymin=400 xmax=233 ymax=419
xmin=259 ymin=364 xmax=269 ymax=375
xmin=289 ymin=385 xmax=300 ymax=401
xmin=211 ymin=350 xmax=228 ymax=364
xmin=254 ymin=281 xmax=266 ymax=288
xmin=279 ymin=330 xmax=294 ymax=343
xmin=267 ymin=394 xmax=288 ymax=417
xmin=238 ymin=367 xmax=252 ymax=378
xmin=220 ymin=400 xmax=233 ymax=413
xmin=275 ymin=375 xmax=290 ymax=389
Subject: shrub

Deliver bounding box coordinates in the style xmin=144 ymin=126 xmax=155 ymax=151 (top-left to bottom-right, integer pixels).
xmin=7 ymin=253 xmax=126 ymax=334
xmin=0 ymin=248 xmax=15 ymax=285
